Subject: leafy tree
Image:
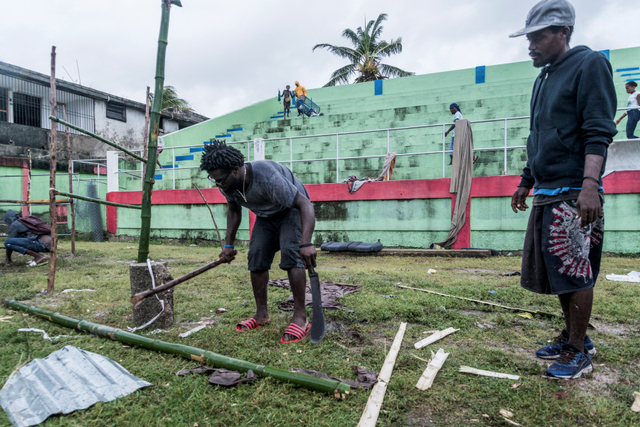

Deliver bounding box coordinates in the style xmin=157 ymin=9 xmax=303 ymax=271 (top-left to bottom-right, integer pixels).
xmin=313 ymin=13 xmax=413 ymax=87
xmin=149 ymin=85 xmax=193 ymax=111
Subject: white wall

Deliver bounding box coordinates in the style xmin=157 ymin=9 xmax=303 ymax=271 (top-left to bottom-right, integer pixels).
xmin=94 ymin=100 xmax=147 ymax=154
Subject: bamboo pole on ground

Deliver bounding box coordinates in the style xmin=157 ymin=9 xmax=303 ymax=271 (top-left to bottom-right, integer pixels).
xmin=26 ymin=149 xmax=32 ymax=216
xmin=138 ymin=0 xmax=178 ymax=263
xmin=142 ymin=86 xmax=151 ymax=180
xmin=358 ymin=322 xmax=407 ymax=427
xmin=192 ymin=183 xmax=223 ymax=250
xmin=3 ymin=299 xmax=351 ymax=396
xmin=63 ymin=106 xmax=75 ymax=254
xmin=47 ymin=46 xmax=58 ymax=294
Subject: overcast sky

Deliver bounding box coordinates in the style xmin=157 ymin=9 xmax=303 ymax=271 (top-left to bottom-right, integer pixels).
xmin=2 ymin=0 xmax=638 ymax=119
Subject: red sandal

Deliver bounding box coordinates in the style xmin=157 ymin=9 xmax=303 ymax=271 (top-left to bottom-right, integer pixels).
xmin=236 ymin=318 xmax=265 ymax=332
xmin=280 ymin=323 xmax=311 ymax=344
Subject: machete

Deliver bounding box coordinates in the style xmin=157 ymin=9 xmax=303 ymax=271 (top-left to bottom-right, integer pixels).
xmin=308 ymin=264 xmax=325 ymax=343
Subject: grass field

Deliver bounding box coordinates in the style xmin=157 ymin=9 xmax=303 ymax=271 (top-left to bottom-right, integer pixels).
xmin=1 ymin=240 xmax=639 ymax=426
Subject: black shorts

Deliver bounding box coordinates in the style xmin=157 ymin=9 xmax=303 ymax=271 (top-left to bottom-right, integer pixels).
xmin=248 ymin=208 xmax=304 ymax=271
xmin=283 ymin=101 xmax=291 ymax=110
xmin=521 ymin=199 xmax=604 ymax=295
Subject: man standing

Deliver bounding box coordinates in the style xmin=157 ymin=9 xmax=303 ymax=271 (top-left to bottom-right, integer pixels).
xmin=200 ymin=140 xmax=317 ymax=344
xmin=294 ymin=81 xmax=307 ymax=116
xmin=510 ymin=0 xmax=617 ymax=379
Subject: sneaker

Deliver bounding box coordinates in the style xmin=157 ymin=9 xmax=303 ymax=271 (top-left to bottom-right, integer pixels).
xmin=535 ymin=329 xmax=596 ymax=360
xmin=545 ymin=344 xmax=593 ymax=379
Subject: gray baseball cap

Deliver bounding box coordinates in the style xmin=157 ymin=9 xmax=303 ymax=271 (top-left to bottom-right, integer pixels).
xmin=509 ymin=0 xmax=575 ymax=38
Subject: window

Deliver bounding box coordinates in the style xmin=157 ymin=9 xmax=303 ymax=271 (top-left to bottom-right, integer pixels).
xmin=106 ymin=101 xmax=126 ymax=122
xmin=14 ymin=93 xmax=41 ymax=127
xmin=0 ymin=89 xmax=7 ymax=122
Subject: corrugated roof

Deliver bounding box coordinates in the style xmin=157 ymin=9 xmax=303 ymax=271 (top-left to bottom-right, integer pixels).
xmin=0 ymin=345 xmax=151 ymax=427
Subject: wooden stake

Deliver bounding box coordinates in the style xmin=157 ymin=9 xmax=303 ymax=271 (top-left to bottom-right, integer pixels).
xmin=416 ymin=348 xmax=449 ymax=390
xmin=47 ymin=46 xmax=58 ymax=294
xmin=63 ymin=106 xmax=75 ymax=254
xmin=142 ymin=86 xmax=151 ymax=180
xmin=459 ymin=366 xmax=520 ymax=380
xmin=414 ymin=327 xmax=459 ymax=350
xmin=26 ymin=149 xmax=32 ymax=216
xmin=193 ymin=183 xmax=223 ymax=250
xmin=358 ymin=322 xmax=406 ymax=427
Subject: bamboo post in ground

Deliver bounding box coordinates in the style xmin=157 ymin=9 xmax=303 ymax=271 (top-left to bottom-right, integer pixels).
xmin=193 ymin=183 xmax=223 ymax=250
xmin=63 ymin=106 xmax=75 ymax=254
xmin=47 ymin=46 xmax=58 ymax=294
xmin=3 ymin=299 xmax=351 ymax=396
xmin=26 ymin=149 xmax=32 ymax=216
xmin=142 ymin=86 xmax=151 ymax=180
xmin=138 ymin=0 xmax=179 ymax=263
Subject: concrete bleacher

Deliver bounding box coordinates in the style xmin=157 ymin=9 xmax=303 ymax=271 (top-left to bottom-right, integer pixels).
xmin=120 ymin=46 xmax=639 ymax=192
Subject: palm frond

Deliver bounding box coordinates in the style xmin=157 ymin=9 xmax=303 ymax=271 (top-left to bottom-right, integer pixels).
xmin=378 ymin=63 xmax=414 ymax=79
xmin=373 ymin=38 xmax=403 ymax=58
xmin=370 ymin=13 xmax=388 ymax=42
xmin=312 ymin=43 xmax=360 ymax=62
xmin=324 ymin=63 xmax=358 ymax=87
xmin=341 ymin=28 xmax=360 ymax=48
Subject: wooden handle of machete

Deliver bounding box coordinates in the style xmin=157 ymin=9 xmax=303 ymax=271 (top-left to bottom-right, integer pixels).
xmin=130 ymin=257 xmax=226 ymax=306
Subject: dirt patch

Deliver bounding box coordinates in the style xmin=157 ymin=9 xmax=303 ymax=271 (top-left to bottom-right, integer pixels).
xmin=591 ymin=321 xmax=631 ymax=336
xmin=574 ymin=366 xmax=619 ymax=398
xmin=458 ymin=310 xmax=489 ymax=317
xmin=405 ymin=404 xmax=435 ymax=426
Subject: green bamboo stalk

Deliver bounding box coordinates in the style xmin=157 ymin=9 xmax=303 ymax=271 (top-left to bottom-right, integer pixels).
xmin=49 ymin=116 xmax=147 ymax=163
xmin=3 ymin=299 xmax=351 ymax=395
xmin=52 ymin=190 xmax=141 ymax=210
xmin=138 ymin=0 xmax=174 ymax=263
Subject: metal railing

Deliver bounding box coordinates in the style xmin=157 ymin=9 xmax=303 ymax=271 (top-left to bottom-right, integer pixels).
xmin=113 ymin=107 xmax=638 ymax=189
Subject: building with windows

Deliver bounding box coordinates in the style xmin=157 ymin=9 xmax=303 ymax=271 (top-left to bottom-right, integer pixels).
xmin=0 ymin=60 xmax=207 ymax=163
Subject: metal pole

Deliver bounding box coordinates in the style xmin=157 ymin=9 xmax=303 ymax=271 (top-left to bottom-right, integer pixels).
xmin=172 ymin=147 xmax=176 ymax=190
xmin=504 ymin=119 xmax=508 ymax=175
xmin=48 ymin=46 xmax=58 ymax=294
xmin=336 ymin=134 xmax=340 ymax=183
xmin=290 ymin=137 xmax=293 ymax=171
xmin=442 ymin=124 xmax=446 ymax=178
xmin=387 ymin=129 xmax=390 ymax=153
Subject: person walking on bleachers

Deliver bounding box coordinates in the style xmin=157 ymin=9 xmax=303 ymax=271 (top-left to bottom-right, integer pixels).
xmin=281 ymin=85 xmax=293 ymax=118
xmin=615 ymin=81 xmax=639 ymax=139
xmin=445 ymin=103 xmax=478 ymax=165
xmin=294 ymin=81 xmax=307 ymax=116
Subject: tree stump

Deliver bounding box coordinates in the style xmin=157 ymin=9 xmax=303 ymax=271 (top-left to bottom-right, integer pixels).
xmin=130 ymin=261 xmax=174 ymax=329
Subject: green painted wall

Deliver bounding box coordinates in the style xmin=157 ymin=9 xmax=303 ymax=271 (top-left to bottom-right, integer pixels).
xmin=0 ymin=165 xmax=108 ymax=234
xmin=110 ymin=46 xmax=640 ymax=252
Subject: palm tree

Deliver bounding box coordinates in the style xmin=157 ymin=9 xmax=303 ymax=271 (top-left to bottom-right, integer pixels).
xmin=149 ymin=85 xmax=193 ymax=111
xmin=313 ymin=13 xmax=413 ymax=87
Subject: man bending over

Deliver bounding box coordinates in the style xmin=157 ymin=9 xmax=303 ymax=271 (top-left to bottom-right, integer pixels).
xmin=200 ymin=140 xmax=317 ymax=344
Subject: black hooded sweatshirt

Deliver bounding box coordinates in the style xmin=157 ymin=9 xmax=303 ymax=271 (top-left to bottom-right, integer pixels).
xmin=519 ymin=46 xmax=618 ymax=190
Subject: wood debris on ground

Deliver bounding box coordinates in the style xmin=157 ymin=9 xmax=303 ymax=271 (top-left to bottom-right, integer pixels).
xmin=459 ymin=366 xmax=520 ymax=380
xmin=414 ymin=327 xmax=459 ymax=349
xmin=415 ymin=348 xmax=449 ymax=390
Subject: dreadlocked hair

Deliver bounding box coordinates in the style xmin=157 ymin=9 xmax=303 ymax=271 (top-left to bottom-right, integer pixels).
xmin=200 ymin=140 xmax=245 ymax=172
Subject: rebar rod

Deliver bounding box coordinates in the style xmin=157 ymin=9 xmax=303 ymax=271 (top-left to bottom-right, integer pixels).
xmin=3 ymin=299 xmax=350 ymax=395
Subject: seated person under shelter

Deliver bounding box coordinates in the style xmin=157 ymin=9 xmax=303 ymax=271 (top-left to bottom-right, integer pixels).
xmin=3 ymin=210 xmax=51 ymax=266
xmin=199 ymin=140 xmax=317 ymax=344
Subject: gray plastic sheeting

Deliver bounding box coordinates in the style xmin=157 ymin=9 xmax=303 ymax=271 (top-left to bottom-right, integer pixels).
xmin=0 ymin=346 xmax=151 ymax=427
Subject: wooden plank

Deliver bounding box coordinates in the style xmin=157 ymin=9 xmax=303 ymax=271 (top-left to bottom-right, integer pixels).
xmin=320 ymin=249 xmax=492 ymax=258
xmin=416 ymin=348 xmax=449 ymax=390
xmin=414 ymin=327 xmax=459 ymax=350
xmin=357 ymin=322 xmax=406 ymax=427
xmin=459 ymin=366 xmax=520 ymax=380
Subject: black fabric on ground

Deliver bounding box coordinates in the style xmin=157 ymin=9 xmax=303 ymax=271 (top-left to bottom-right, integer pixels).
xmin=268 ymin=278 xmax=362 ymax=312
